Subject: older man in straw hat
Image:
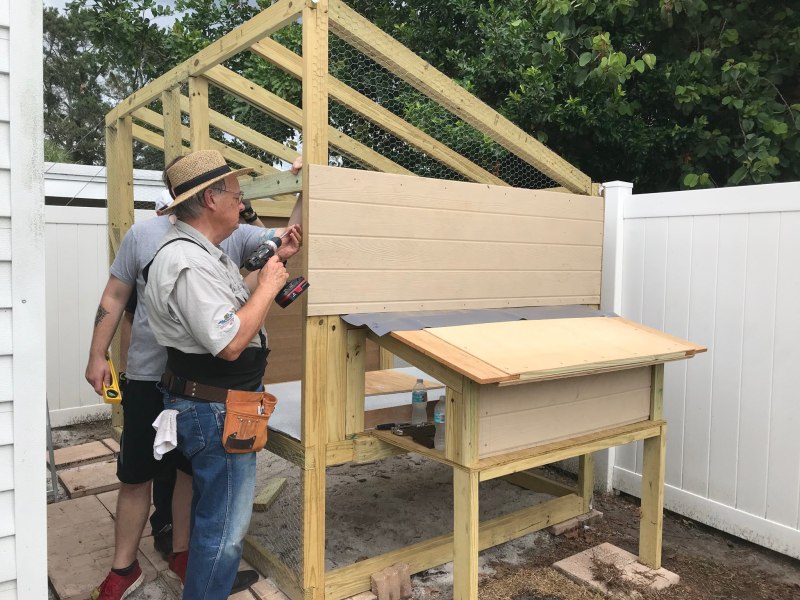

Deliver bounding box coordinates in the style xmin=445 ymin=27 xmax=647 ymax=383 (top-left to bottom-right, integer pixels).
xmin=86 ymin=150 xmax=301 ymax=599
xmin=141 ymin=149 xmax=299 ymax=598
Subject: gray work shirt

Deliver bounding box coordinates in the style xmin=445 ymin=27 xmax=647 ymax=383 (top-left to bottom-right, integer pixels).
xmin=144 ymin=220 xmax=266 ymax=357
xmin=110 ymin=216 xmax=273 ymax=380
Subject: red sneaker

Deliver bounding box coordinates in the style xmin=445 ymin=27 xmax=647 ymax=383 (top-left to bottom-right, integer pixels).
xmin=91 ymin=562 xmax=144 ymax=600
xmin=168 ymin=550 xmax=188 ymax=585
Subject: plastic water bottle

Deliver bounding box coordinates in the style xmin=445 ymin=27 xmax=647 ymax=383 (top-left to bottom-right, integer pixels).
xmin=411 ymin=378 xmax=428 ymax=424
xmin=433 ymin=395 xmax=446 ymax=451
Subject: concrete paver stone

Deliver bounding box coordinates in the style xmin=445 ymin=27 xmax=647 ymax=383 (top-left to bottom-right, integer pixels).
xmin=59 ymin=458 xmax=120 ymax=498
xmin=102 ymin=437 xmax=121 ymax=453
xmin=50 ymin=440 xmax=113 ymax=468
xmin=95 ymin=489 xmax=119 ymax=517
xmin=250 ymin=577 xmax=291 ymax=600
xmin=553 ymin=542 xmax=680 ymax=598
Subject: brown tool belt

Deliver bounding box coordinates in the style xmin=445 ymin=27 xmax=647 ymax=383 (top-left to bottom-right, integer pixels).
xmin=160 ymin=369 xmax=228 ymax=403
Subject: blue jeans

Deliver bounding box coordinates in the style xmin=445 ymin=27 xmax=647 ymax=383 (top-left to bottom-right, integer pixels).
xmin=163 ymin=391 xmax=257 ymax=599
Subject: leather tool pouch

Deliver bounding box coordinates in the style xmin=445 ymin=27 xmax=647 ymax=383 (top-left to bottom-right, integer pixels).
xmin=222 ymin=390 xmax=277 ymax=454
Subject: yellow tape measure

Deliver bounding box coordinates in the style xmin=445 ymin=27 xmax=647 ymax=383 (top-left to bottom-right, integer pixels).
xmin=102 ymin=353 xmax=123 ymax=404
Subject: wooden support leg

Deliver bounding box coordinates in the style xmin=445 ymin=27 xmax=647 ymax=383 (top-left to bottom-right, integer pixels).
xmin=639 ymin=424 xmax=666 ymax=568
xmin=578 ymin=452 xmax=594 ymax=513
xmin=453 ymin=468 xmax=479 ymax=600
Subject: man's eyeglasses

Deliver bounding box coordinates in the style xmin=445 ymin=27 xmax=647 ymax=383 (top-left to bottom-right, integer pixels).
xmin=213 ymin=189 xmax=245 ymax=203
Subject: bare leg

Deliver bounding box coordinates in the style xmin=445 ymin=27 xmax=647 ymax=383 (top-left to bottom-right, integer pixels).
xmin=112 ymin=481 xmax=152 ymax=568
xmin=171 ymin=470 xmax=192 ymax=553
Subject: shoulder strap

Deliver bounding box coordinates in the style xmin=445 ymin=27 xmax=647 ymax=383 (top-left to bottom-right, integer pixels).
xmin=143 ymin=237 xmax=208 ymax=284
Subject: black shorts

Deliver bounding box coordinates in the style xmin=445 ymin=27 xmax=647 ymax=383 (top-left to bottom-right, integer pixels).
xmin=117 ymin=379 xmax=192 ymax=484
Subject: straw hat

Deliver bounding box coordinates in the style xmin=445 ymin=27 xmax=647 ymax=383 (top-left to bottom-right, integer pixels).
xmin=163 ymin=150 xmax=253 ymax=212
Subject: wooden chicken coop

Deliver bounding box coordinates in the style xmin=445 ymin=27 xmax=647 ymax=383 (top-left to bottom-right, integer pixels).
xmin=104 ymin=1 xmax=704 ymax=598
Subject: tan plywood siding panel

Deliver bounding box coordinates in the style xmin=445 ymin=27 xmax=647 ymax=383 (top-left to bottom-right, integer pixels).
xmin=425 ymin=317 xmax=705 ymax=381
xmin=478 ymin=367 xmax=651 ymax=457
xmin=306 ymin=165 xmax=603 ymax=315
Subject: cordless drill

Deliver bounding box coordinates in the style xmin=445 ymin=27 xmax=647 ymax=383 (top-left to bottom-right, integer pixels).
xmin=244 ymin=233 xmax=309 ymax=307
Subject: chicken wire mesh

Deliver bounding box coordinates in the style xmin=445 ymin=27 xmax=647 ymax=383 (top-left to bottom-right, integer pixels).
xmin=327 ymin=33 xmax=558 ymax=189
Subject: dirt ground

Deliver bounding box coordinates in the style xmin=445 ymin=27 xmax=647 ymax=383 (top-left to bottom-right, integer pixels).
xmin=53 ymin=419 xmax=800 ymax=600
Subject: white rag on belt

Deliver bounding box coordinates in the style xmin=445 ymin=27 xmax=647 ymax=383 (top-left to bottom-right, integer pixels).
xmin=152 ymin=409 xmax=179 ymax=460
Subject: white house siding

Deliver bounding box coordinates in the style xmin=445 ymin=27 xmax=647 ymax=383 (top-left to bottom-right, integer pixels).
xmin=608 ymin=182 xmax=800 ymax=560
xmin=0 ymin=0 xmax=47 ymax=598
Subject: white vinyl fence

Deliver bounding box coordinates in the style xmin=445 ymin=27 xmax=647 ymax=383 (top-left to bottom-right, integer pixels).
xmin=604 ymin=180 xmax=800 ymax=560
xmin=45 ymin=206 xmax=155 ymax=426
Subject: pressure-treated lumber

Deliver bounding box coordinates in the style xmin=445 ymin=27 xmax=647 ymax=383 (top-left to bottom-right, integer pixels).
xmin=205 ymin=65 xmax=413 ymax=177
xmin=178 ymin=94 xmax=300 ymax=165
xmin=640 ymin=424 xmax=667 ymax=568
xmin=329 ymin=0 xmax=593 ymax=194
xmin=301 ymin=4 xmax=329 ymax=597
xmin=105 ymin=0 xmax=302 ymax=124
xmin=345 ymin=329 xmax=366 ymax=436
xmin=453 ymin=468 xmax=480 ymax=599
xmin=241 ymin=170 xmax=301 ymax=201
xmin=106 ymin=117 xmax=134 ymax=430
xmin=161 ymin=87 xmax=184 ymax=163
xmin=188 ymin=76 xmax=210 ymax=150
xmin=243 ymin=535 xmax=304 ymax=600
xmin=250 ymin=38 xmax=506 ymax=186
xmin=503 ymin=470 xmax=575 ymax=497
xmin=323 ymin=493 xmax=585 ymax=600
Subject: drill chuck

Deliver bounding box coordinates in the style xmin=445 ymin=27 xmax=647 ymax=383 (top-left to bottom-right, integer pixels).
xmin=244 ymin=237 xmax=282 ymax=271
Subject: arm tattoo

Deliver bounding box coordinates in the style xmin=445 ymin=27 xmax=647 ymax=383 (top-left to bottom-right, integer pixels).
xmin=94 ymin=305 xmax=109 ymax=328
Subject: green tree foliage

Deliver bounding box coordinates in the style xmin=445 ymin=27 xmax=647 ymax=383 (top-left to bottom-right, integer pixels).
xmin=347 ymin=0 xmax=799 ymax=191
xmin=43 ymin=6 xmax=112 ymax=164
xmin=44 ymin=0 xmax=799 ymax=191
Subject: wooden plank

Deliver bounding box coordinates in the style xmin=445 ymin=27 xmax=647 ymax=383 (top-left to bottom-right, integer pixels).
xmin=302 ymin=315 xmax=329 ymax=600
xmin=264 ymin=429 xmax=305 ymax=468
xmin=179 ymin=94 xmax=300 ymax=165
xmin=390 ymin=330 xmax=514 ymax=385
xmin=328 ymin=0 xmax=592 ymax=194
xmin=503 ymin=470 xmax=574 ymax=497
xmin=421 ymin=317 xmax=704 ymax=382
xmin=447 ymin=379 xmax=479 ymax=466
xmin=326 ymin=317 xmax=348 ymax=444
xmin=478 ymin=421 xmax=664 ymax=481
xmin=352 ymin=434 xmax=405 ymax=463
xmin=105 ymin=0 xmax=303 ymax=124
xmin=650 ymin=363 xmax=664 ymax=420
xmin=379 ymin=348 xmax=394 ymax=370
xmin=346 ymin=329 xmax=366 ymax=435
xmin=204 ymin=65 xmax=413 ymax=176
xmin=188 ymin=76 xmax=210 ymax=150
xmin=453 ymin=468 xmax=479 ymax=600
xmin=323 ymin=493 xmax=584 ymax=600
xmin=243 ymin=535 xmax=304 ymax=600
xmin=250 ymin=199 xmax=297 ymax=218
xmin=578 ymin=453 xmax=594 ymax=512
xmin=326 ymin=439 xmax=355 ymax=466
xmin=241 ymin=169 xmax=302 ymax=201
xmin=639 ymin=424 xmax=666 ymax=568
xmin=252 ymin=478 xmax=287 ymax=512
xmin=364 ymin=370 xmax=440 ymax=396
xmin=133 ymin=108 xmax=276 ymax=177
xmin=365 ymin=330 xmax=463 ymax=393
xmin=251 ymin=37 xmax=506 ymax=185
xmin=105 ymin=118 xmax=134 ymax=430
xmin=161 ymin=87 xmax=184 ymax=163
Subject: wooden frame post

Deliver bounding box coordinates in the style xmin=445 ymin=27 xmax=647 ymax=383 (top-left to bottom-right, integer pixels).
xmin=301 ymin=1 xmax=329 ymax=598
xmin=189 ymin=76 xmax=210 ymax=150
xmin=162 ymin=86 xmax=184 ymax=163
xmin=105 ymin=116 xmax=134 ymax=431
xmin=639 ymin=363 xmax=666 ymax=568
xmin=453 ymin=468 xmax=479 ymax=600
